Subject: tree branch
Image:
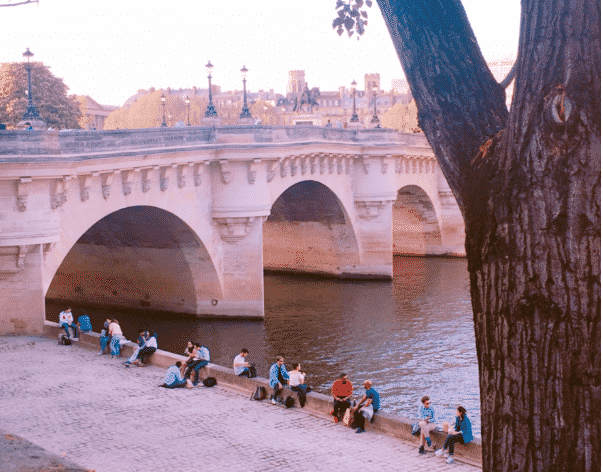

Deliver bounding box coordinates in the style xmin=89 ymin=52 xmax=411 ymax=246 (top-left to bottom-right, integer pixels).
xmin=375 ymin=0 xmax=509 ymax=215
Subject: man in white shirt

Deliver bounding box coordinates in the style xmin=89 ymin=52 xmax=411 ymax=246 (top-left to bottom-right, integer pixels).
xmin=233 ymin=349 xmax=251 ymax=376
xmin=59 ymin=307 xmax=78 ymax=340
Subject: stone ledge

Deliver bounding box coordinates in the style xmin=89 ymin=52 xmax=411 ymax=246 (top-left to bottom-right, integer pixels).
xmin=43 ymin=321 xmax=482 ymax=468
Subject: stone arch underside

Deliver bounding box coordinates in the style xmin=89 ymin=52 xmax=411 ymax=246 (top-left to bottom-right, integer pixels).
xmin=46 ymin=206 xmax=222 ymax=315
xmin=393 ymin=185 xmax=443 ymax=255
xmin=263 ymin=180 xmax=361 ymax=277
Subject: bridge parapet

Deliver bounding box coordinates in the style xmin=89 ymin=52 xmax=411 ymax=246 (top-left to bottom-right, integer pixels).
xmin=0 ymin=125 xmax=419 ymax=160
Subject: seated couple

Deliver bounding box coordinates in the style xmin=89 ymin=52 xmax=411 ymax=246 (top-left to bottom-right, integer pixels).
xmin=124 ymin=329 xmax=158 ymax=366
xmin=182 ymin=342 xmax=210 ymax=387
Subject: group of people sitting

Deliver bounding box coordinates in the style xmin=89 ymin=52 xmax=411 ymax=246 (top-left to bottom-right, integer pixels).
xmin=416 ymin=395 xmax=473 ymax=464
xmin=160 ymin=341 xmax=210 ymax=389
xmin=331 ymin=373 xmax=380 ymax=433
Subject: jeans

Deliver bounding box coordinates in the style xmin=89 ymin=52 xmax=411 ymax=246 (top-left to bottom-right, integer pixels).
xmin=185 ymin=359 xmax=208 ymax=384
xmin=138 ymin=346 xmax=157 ymax=364
xmin=443 ymin=433 xmax=464 ymax=455
xmin=163 ymin=380 xmax=187 ymax=388
xmin=110 ymin=335 xmax=122 ymax=356
xmin=100 ymin=336 xmax=110 ymax=352
xmin=61 ymin=322 xmax=78 ymax=338
xmin=333 ymin=399 xmax=351 ymax=418
xmin=238 ymin=368 xmax=250 ymax=377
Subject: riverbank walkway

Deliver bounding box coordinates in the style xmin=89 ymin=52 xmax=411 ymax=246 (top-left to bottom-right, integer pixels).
xmin=0 ymin=335 xmax=481 ymax=472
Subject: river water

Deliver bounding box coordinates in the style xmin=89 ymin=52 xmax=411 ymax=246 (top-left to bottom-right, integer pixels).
xmin=46 ymin=255 xmax=481 ymax=435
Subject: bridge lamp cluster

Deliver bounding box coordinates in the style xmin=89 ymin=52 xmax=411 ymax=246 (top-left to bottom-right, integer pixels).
xmin=350 ymin=79 xmax=359 ymax=123
xmin=371 ymin=81 xmax=380 ymax=127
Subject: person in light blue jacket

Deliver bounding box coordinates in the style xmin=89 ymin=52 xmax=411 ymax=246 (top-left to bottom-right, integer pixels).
xmin=435 ymin=406 xmax=473 ymax=464
xmin=268 ymin=356 xmax=289 ymax=404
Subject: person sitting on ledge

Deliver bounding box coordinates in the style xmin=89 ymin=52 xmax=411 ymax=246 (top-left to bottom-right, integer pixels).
xmin=137 ymin=330 xmax=158 ymax=365
xmin=233 ymin=348 xmax=251 ymax=377
xmin=288 ymin=362 xmax=311 ymax=407
xmin=351 ymin=380 xmax=380 ymax=433
xmin=59 ymin=307 xmax=78 ymax=341
xmin=184 ymin=342 xmax=210 ymax=386
xmin=435 ymin=405 xmax=473 ymax=464
xmin=98 ymin=318 xmax=112 ymax=355
xmin=418 ymin=395 xmax=437 ymax=454
xmin=160 ymin=361 xmax=189 ymax=389
xmin=330 ymin=373 xmax=353 ymax=423
xmin=268 ymin=356 xmax=289 ymax=404
xmin=124 ymin=329 xmax=147 ymax=365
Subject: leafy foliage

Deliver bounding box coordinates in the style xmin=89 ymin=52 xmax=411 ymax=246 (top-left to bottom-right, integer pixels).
xmin=333 ymin=0 xmax=372 ymax=39
xmin=0 ymin=62 xmax=81 ymax=129
xmin=381 ymin=101 xmax=421 ymax=133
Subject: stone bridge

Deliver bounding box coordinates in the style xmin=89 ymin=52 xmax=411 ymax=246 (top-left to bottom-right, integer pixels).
xmin=0 ymin=125 xmax=465 ymax=334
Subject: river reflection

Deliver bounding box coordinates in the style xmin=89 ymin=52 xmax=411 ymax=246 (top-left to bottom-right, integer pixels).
xmin=46 ymin=255 xmax=481 ymax=435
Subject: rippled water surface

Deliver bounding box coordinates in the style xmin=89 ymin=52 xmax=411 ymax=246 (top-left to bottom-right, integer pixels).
xmin=47 ymin=256 xmax=481 ymax=435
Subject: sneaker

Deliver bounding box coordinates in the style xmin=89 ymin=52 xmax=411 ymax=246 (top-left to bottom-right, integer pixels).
xmin=355 ymin=428 xmax=364 ymax=433
xmin=446 ymin=456 xmax=454 ymax=464
xmin=97 ymin=351 xmax=104 ymax=355
xmin=426 ymin=437 xmax=432 ymax=447
xmin=72 ymin=338 xmax=79 ymax=341
xmin=418 ymin=446 xmax=425 ymax=454
xmin=332 ymin=417 xmax=339 ymax=423
xmin=270 ymin=398 xmax=277 ymax=405
xmin=434 ymin=449 xmax=444 ymax=457
xmin=186 ymin=380 xmax=194 ymax=389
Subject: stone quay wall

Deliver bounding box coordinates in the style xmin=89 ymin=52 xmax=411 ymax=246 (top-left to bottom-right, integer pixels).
xmin=44 ymin=320 xmax=482 ymax=468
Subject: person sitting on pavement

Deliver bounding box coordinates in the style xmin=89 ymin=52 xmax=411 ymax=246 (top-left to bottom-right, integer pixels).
xmin=98 ymin=318 xmax=112 ymax=355
xmin=268 ymin=356 xmax=289 ymax=404
xmin=108 ymin=319 xmax=123 ymax=357
xmin=59 ymin=307 xmax=78 ymax=341
xmin=351 ymin=380 xmax=380 ymax=433
xmin=160 ymin=361 xmax=189 ymax=389
xmin=418 ymin=395 xmax=437 ymax=454
xmin=289 ymin=362 xmax=311 ymax=407
xmin=184 ymin=342 xmax=210 ymax=386
xmin=137 ymin=330 xmax=158 ymax=365
xmin=330 ymin=373 xmax=353 ymax=423
xmin=124 ymin=329 xmax=146 ymax=365
xmin=233 ymin=348 xmax=251 ymax=376
xmin=435 ymin=406 xmax=473 ymax=464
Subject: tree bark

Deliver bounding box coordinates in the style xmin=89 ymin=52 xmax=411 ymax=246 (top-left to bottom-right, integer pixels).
xmin=377 ymin=0 xmax=600 ymax=470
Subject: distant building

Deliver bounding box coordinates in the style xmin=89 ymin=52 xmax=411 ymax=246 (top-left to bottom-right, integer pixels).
xmin=77 ymin=96 xmax=118 ymax=130
xmin=287 ymin=70 xmax=306 ymax=94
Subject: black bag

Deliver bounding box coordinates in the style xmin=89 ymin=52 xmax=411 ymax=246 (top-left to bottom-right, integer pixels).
xmin=250 ymin=386 xmax=266 ymax=401
xmin=248 ymin=364 xmax=257 ymax=378
xmin=284 ymin=396 xmax=295 ymax=408
xmin=202 ymin=377 xmax=217 ymax=387
xmin=298 ymin=391 xmax=307 ymax=408
xmin=61 ymin=335 xmax=72 ymax=346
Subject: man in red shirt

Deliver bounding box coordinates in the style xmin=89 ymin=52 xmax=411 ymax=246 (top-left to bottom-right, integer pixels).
xmin=330 ymin=373 xmax=353 ymax=423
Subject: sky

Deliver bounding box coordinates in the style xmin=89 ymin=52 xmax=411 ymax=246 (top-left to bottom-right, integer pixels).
xmin=3 ymin=0 xmax=520 ymax=107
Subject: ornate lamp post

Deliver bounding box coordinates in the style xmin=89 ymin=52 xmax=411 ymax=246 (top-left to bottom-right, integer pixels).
xmin=185 ymin=96 xmax=191 ymax=126
xmin=21 ymin=47 xmax=41 ymax=123
xmin=160 ymin=93 xmax=167 ymax=127
xmin=350 ymin=79 xmax=359 ymax=123
xmin=239 ymin=65 xmax=252 ymax=119
xmin=204 ymin=61 xmax=218 ymax=117
xmin=370 ymin=81 xmax=380 ymax=127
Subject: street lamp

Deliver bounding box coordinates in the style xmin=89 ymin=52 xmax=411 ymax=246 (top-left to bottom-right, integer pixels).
xmin=350 ymin=79 xmax=359 ymax=123
xmin=185 ymin=96 xmax=191 ymax=126
xmin=160 ymin=93 xmax=167 ymax=127
xmin=239 ymin=65 xmax=252 ymax=119
xmin=204 ymin=61 xmax=218 ymax=117
xmin=371 ymin=81 xmax=380 ymax=127
xmin=21 ymin=47 xmax=41 ymax=122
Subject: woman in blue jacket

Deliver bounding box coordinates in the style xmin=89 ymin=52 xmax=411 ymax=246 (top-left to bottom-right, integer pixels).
xmin=434 ymin=406 xmax=473 ymax=464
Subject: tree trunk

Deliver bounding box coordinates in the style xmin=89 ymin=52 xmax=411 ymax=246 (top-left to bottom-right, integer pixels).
xmin=377 ymin=0 xmax=600 ymax=470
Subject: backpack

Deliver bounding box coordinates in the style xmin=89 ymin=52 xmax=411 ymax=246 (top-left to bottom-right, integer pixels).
xmin=284 ymin=396 xmax=295 ymax=408
xmin=250 ymin=386 xmax=266 ymax=401
xmin=77 ymin=315 xmax=92 ymax=332
xmin=248 ymin=364 xmax=257 ymax=378
xmin=202 ymin=377 xmax=217 ymax=387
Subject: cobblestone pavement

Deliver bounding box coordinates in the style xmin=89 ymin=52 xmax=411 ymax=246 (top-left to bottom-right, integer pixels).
xmin=0 ymin=336 xmax=481 ymax=472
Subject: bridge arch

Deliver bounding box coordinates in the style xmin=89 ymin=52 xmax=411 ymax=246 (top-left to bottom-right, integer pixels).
xmin=46 ymin=205 xmax=223 ymax=315
xmin=393 ymin=185 xmax=443 ymax=255
xmin=263 ymin=180 xmax=361 ymax=277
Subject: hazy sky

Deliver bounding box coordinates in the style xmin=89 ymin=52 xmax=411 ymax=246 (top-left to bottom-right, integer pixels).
xmin=4 ymin=0 xmax=520 ymax=106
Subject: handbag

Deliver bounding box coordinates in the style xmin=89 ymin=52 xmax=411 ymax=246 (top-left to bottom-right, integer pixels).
xmin=248 ymin=364 xmax=257 ymax=378
xmin=411 ymin=422 xmax=421 ymax=436
xmin=342 ymin=408 xmax=352 ymax=426
xmin=250 ymin=386 xmax=266 ymax=401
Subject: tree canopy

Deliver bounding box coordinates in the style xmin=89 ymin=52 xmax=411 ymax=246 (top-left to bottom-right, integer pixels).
xmin=0 ymin=62 xmax=81 ymax=129
xmin=381 ymin=100 xmax=420 ymax=133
